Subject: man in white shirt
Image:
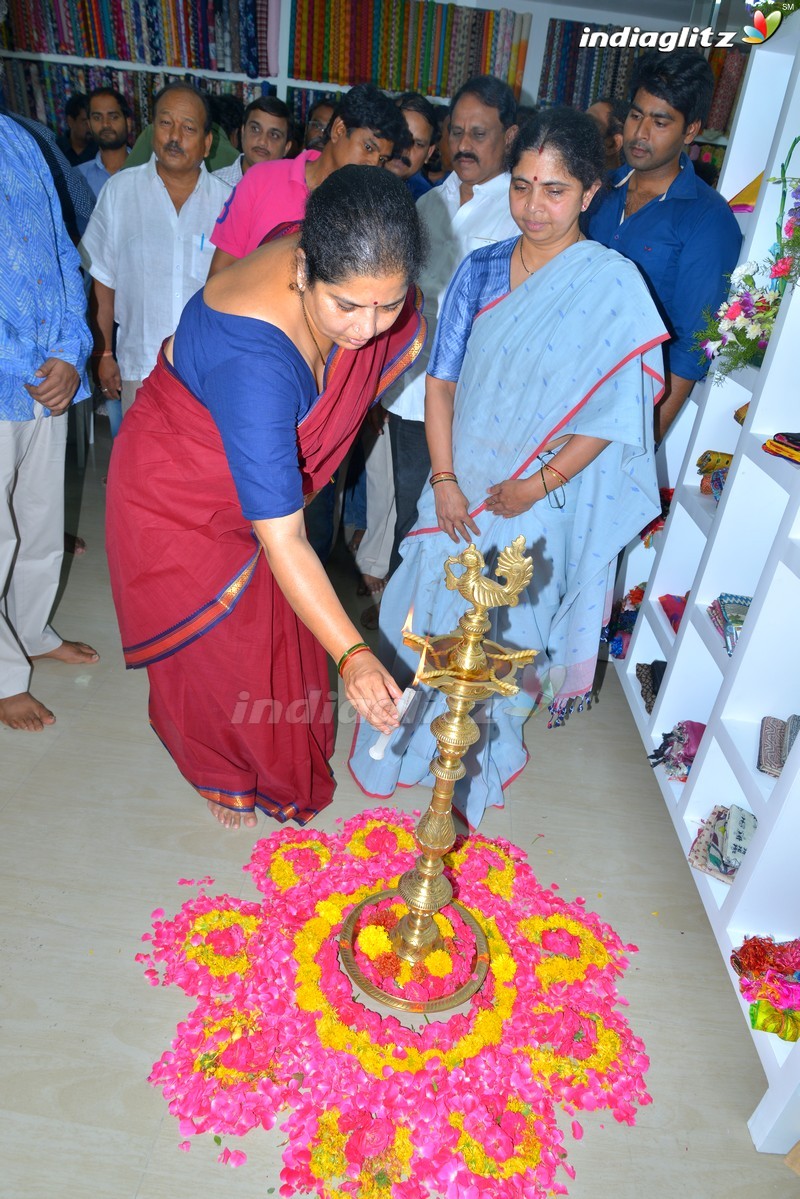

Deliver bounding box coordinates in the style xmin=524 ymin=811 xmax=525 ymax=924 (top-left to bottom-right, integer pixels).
xmin=213 ymin=97 xmax=294 ymax=189
xmin=382 ymin=76 xmax=519 ymax=577
xmin=80 ymin=83 xmax=232 ymax=415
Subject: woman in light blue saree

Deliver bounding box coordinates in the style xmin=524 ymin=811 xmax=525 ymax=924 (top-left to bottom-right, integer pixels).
xmin=350 ymin=108 xmax=669 ymax=828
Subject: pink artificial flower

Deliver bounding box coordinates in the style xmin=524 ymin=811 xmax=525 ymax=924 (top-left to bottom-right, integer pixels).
xmin=725 ymin=300 xmax=743 ymax=320
xmin=770 ymin=255 xmax=793 ymax=278
xmin=785 ymin=216 xmax=796 ymax=238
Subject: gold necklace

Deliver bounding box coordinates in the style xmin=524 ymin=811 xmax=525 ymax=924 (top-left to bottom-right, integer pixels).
xmin=300 ymin=291 xmax=326 ymax=364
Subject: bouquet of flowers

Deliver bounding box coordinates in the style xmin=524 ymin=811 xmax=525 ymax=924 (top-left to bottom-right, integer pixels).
xmin=697 ymin=136 xmax=800 ymax=378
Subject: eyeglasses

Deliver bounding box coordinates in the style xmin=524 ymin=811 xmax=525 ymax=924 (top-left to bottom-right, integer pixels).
xmin=307 ymin=119 xmax=328 ymax=133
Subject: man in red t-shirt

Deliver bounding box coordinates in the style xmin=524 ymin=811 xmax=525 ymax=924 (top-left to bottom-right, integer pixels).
xmin=209 ymin=84 xmax=409 ymax=275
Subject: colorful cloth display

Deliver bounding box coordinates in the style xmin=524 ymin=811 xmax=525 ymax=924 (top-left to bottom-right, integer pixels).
xmin=649 ymin=720 xmax=705 ymax=782
xmin=635 ymin=660 xmax=666 ymax=714
xmin=658 ymin=593 xmax=688 ymax=633
xmin=707 ymin=593 xmax=751 ymax=655
xmin=289 ymin=0 xmax=531 ymax=97
xmin=732 ymin=936 xmax=800 ymax=1042
xmin=763 ymin=432 xmax=800 ymax=464
xmin=605 ymin=584 xmax=645 ymax=659
xmin=688 ymin=802 xmax=757 ymax=883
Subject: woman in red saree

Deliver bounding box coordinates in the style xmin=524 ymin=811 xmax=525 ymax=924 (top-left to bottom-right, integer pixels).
xmin=106 ymin=167 xmax=426 ymax=828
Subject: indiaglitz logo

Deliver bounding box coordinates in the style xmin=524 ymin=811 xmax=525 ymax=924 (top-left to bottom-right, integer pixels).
xmin=742 ymin=8 xmax=782 ymax=41
xmin=579 ymin=26 xmax=739 ymax=51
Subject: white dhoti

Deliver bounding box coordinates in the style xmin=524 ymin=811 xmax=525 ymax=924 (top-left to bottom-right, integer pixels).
xmin=0 ymin=409 xmax=67 ymax=697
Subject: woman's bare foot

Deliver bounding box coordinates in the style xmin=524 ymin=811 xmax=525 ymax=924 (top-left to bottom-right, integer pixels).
xmin=0 ymin=691 xmax=56 ymax=731
xmin=31 ymin=640 xmax=99 ymax=664
xmin=206 ymin=799 xmax=258 ymax=829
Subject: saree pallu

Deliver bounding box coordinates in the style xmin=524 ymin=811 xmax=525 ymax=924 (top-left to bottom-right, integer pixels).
xmin=106 ymin=288 xmax=424 ymax=824
xmin=350 ymin=241 xmax=668 ymax=828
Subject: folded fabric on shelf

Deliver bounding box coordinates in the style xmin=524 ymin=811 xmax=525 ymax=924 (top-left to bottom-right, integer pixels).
xmin=721 ymin=801 xmax=757 ymax=868
xmin=697 ymin=450 xmax=733 ymax=474
xmin=763 ymin=438 xmax=800 ymax=464
xmin=635 ymin=659 xmax=667 ymax=714
xmin=658 ymin=592 xmax=688 ymax=632
xmin=687 ymin=803 xmax=736 ymax=883
xmin=782 ymin=714 xmax=800 ymax=764
xmin=758 ymin=715 xmax=787 ymax=777
xmin=649 ymin=719 xmax=705 ymax=781
xmin=710 ymin=467 xmax=728 ymax=502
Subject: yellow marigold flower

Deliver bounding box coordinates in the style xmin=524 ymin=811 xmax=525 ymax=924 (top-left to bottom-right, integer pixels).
xmin=397 ymin=960 xmax=413 ymax=986
xmin=394 ymin=1125 xmax=413 ymax=1168
xmin=490 ymin=953 xmax=517 ymax=983
xmin=356 ymin=924 xmax=393 ymax=959
xmin=433 ymin=913 xmax=455 ymax=938
xmin=315 ymin=898 xmax=343 ymax=925
xmin=425 ymin=949 xmax=453 ymax=977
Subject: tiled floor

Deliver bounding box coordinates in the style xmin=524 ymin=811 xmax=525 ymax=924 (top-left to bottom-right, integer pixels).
xmin=1 ymin=427 xmax=797 ymax=1199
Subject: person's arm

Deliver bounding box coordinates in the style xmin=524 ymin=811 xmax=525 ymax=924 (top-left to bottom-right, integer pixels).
xmin=252 ymin=511 xmax=402 ymax=731
xmin=208 ymin=246 xmax=239 ymax=277
xmin=423 ymin=253 xmax=484 ymax=543
xmin=425 ymin=375 xmax=479 ymax=543
xmin=654 ymin=373 xmax=695 ymax=441
xmin=485 ymin=435 xmax=611 ymax=518
xmin=88 ymin=279 xmax=122 ymax=399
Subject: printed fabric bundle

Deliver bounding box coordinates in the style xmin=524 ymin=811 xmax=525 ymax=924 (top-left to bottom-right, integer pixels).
xmin=658 ymin=592 xmax=688 ymax=633
xmin=763 ymin=432 xmax=800 ymax=465
xmin=688 ymin=802 xmax=758 ymax=884
xmin=707 ymin=593 xmax=751 ymax=655
xmin=699 ymin=468 xmax=728 ymax=502
xmin=635 ymin=659 xmax=666 ymax=714
xmin=604 ymin=584 xmax=645 ymax=659
xmin=732 ymin=935 xmax=800 ymax=1042
xmin=757 ymin=712 xmax=800 ymax=777
xmin=696 ymin=450 xmax=733 ymax=475
xmin=648 ymin=720 xmax=705 ymax=782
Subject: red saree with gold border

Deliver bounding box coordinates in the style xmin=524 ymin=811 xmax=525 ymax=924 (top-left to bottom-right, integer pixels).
xmin=106 ymin=287 xmax=424 ymax=824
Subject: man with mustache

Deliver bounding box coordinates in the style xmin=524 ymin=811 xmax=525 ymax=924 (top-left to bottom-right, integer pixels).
xmin=79 ymin=83 xmax=232 ymax=418
xmin=213 ymin=97 xmax=294 ymax=189
xmin=369 ymin=76 xmax=518 ymax=623
xmin=587 ymin=50 xmax=741 ymax=440
xmin=78 ymin=87 xmax=133 ymax=199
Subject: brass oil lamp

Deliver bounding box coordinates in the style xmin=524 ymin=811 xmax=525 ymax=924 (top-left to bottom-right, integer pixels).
xmin=338 ymin=535 xmax=536 ymax=1013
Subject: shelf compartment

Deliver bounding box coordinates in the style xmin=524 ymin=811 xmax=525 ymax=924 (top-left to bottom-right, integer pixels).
xmin=720 ymin=561 xmax=800 ymax=807
xmin=695 ymin=454 xmax=789 ymax=606
xmin=681 ymin=484 xmax=717 ymax=537
xmin=647 ymin=501 xmax=707 ymax=613
xmin=746 ymin=433 xmax=800 ymax=493
xmin=650 ymin=619 xmax=723 ymax=733
xmin=685 ymin=372 xmax=750 ymax=483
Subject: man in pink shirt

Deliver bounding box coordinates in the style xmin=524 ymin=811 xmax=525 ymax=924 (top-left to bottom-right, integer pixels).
xmin=209 ymin=84 xmax=409 ymax=275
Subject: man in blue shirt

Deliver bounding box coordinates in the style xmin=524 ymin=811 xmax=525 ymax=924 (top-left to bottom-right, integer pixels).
xmin=588 ymin=49 xmax=742 ymax=440
xmin=0 ymin=115 xmax=98 ymax=732
xmin=78 ymin=87 xmax=133 ymax=198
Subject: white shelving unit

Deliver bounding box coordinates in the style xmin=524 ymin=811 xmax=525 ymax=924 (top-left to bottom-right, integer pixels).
xmin=617 ymin=17 xmax=800 ymax=1154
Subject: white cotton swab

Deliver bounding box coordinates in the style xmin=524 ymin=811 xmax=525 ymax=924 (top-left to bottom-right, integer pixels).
xmin=369 ymin=687 xmax=417 ymax=760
